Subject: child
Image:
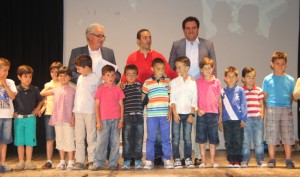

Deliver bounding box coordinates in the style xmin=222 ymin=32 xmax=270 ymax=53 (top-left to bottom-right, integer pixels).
xmin=72 ymin=54 xmax=101 ymax=170
xmin=262 ymin=51 xmax=295 ymax=169
xmin=142 ymin=58 xmax=174 ymax=169
xmin=221 ymin=66 xmax=247 ymax=168
xmin=39 ymin=61 xmax=62 ymax=169
xmin=13 ymin=65 xmax=44 ymax=170
xmin=170 ymin=56 xmax=196 ymax=169
xmin=0 ymin=58 xmax=17 ymax=172
xmin=121 ymin=64 xmax=144 ymax=170
xmin=196 ymin=57 xmax=221 ymax=168
xmin=241 ymin=67 xmax=266 ymax=168
xmin=41 ymin=67 xmax=76 ymax=170
xmin=92 ymin=65 xmax=124 ymax=170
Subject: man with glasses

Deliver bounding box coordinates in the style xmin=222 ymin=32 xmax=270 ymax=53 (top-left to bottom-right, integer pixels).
xmin=68 ymin=23 xmax=120 ymax=84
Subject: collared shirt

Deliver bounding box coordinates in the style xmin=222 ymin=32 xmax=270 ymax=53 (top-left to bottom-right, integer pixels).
xmin=0 ymin=79 xmax=17 ymax=118
xmin=142 ymin=75 xmax=171 ymax=118
xmin=196 ymin=75 xmax=221 ymax=114
xmin=94 ymin=84 xmax=125 ymax=120
xmin=243 ymin=85 xmax=264 ymax=118
xmin=50 ymin=84 xmax=76 ymax=125
xmin=13 ymin=85 xmax=43 ymax=115
xmin=44 ymin=80 xmax=60 ymax=115
xmin=88 ymin=45 xmax=103 ymax=76
xmin=123 ymin=82 xmax=143 ymax=115
xmin=73 ymin=72 xmax=101 ymax=114
xmin=186 ymin=38 xmax=200 ymax=79
xmin=170 ymin=76 xmax=197 ymax=114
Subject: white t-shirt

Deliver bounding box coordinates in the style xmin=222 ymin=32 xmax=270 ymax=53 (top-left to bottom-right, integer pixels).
xmin=0 ymin=79 xmax=17 ymax=118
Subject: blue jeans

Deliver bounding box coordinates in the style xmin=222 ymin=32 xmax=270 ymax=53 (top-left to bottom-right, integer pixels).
xmin=122 ymin=115 xmax=144 ymax=160
xmin=242 ymin=117 xmax=264 ymax=163
xmin=146 ymin=116 xmax=171 ymax=161
xmin=94 ymin=119 xmax=120 ymax=168
xmin=172 ymin=114 xmax=192 ymax=159
xmin=223 ymin=120 xmax=244 ymax=163
xmin=196 ymin=113 xmax=219 ymax=144
xmin=0 ymin=118 xmax=13 ymax=144
xmin=44 ymin=115 xmax=55 ymax=140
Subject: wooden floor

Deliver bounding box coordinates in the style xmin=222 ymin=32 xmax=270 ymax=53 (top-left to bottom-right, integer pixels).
xmin=1 ymin=150 xmax=300 ymax=177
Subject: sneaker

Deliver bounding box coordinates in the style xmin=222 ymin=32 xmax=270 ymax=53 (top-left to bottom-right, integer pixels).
xmin=286 ymin=161 xmax=295 ymax=169
xmin=41 ymin=162 xmax=52 ymax=169
xmin=85 ymin=162 xmax=93 ymax=170
xmin=72 ymin=162 xmax=84 ymax=170
xmin=257 ymin=161 xmax=267 ymax=168
xmin=173 ymin=158 xmax=182 ymax=169
xmin=56 ymin=163 xmax=66 ymax=170
xmin=66 ymin=163 xmax=74 ymax=170
xmin=267 ymin=160 xmax=276 ymax=168
xmin=25 ymin=160 xmax=37 ymax=170
xmin=185 ymin=158 xmax=195 ymax=168
xmin=122 ymin=160 xmax=130 ymax=170
xmin=163 ymin=159 xmax=174 ymax=169
xmin=233 ymin=162 xmax=241 ymax=168
xmin=134 ymin=160 xmax=143 ymax=169
xmin=144 ymin=160 xmax=153 ymax=170
xmin=241 ymin=161 xmax=248 ymax=168
xmin=1 ymin=163 xmax=13 ymax=172
xmin=227 ymin=162 xmax=234 ymax=168
xmin=199 ymin=163 xmax=206 ymax=168
xmin=194 ymin=158 xmax=201 ymax=166
xmin=14 ymin=161 xmax=25 ymax=171
xmin=211 ymin=163 xmax=219 ymax=168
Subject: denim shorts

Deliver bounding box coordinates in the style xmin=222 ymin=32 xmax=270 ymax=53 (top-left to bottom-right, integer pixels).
xmin=0 ymin=118 xmax=13 ymax=144
xmin=196 ymin=113 xmax=219 ymax=144
xmin=44 ymin=115 xmax=55 ymax=140
xmin=14 ymin=116 xmax=37 ymax=146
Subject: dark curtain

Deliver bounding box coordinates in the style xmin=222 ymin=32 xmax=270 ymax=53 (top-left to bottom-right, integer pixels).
xmin=0 ymin=0 xmax=63 ymax=153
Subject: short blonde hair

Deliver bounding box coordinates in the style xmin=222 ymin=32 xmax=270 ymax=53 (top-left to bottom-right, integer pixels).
xmin=0 ymin=58 xmax=11 ymax=69
xmin=224 ymin=66 xmax=238 ymax=77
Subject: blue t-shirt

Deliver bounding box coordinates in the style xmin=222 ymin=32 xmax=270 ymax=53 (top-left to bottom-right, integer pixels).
xmin=262 ymin=73 xmax=294 ymax=107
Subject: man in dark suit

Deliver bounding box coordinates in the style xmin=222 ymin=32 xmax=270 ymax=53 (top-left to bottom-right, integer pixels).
xmin=68 ymin=23 xmax=120 ymax=84
xmin=169 ymin=16 xmax=217 ymax=167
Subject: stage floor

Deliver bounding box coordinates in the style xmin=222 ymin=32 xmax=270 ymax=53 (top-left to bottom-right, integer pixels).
xmin=1 ymin=150 xmax=300 ymax=177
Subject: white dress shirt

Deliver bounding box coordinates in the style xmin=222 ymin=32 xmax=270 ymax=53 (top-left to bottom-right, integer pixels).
xmin=186 ymin=38 xmax=200 ymax=79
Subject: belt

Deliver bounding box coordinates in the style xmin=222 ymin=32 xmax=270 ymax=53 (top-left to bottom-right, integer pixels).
xmin=15 ymin=114 xmax=34 ymax=118
xmin=125 ymin=112 xmax=143 ymax=116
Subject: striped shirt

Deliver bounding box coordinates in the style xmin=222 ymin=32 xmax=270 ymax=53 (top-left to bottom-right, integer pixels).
xmin=123 ymin=83 xmax=143 ymax=115
xmin=142 ymin=75 xmax=170 ymax=118
xmin=243 ymin=85 xmax=264 ymax=118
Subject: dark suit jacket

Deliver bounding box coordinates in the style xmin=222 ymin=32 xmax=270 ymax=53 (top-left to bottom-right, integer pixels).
xmin=68 ymin=45 xmax=120 ymax=84
xmin=169 ymin=37 xmax=217 ymax=75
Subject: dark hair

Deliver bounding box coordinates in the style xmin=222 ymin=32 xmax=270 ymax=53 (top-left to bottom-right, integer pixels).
xmin=74 ymin=54 xmax=92 ymax=68
xmin=49 ymin=61 xmax=63 ymax=72
xmin=137 ymin=29 xmax=150 ymax=39
xmin=182 ymin=16 xmax=200 ymax=29
xmin=124 ymin=64 xmax=138 ymax=75
xmin=200 ymin=57 xmax=214 ymax=69
xmin=102 ymin=65 xmax=115 ymax=76
xmin=57 ymin=66 xmax=72 ymax=77
xmin=271 ymin=51 xmax=287 ymax=63
xmin=175 ymin=56 xmax=190 ymax=67
xmin=224 ymin=66 xmax=238 ymax=77
xmin=242 ymin=67 xmax=255 ymax=77
xmin=152 ymin=58 xmax=165 ymax=67
xmin=17 ymin=65 xmax=34 ymax=76
xmin=0 ymin=58 xmax=11 ymax=68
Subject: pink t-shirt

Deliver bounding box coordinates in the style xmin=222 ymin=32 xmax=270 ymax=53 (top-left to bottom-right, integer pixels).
xmin=50 ymin=84 xmax=76 ymax=125
xmin=94 ymin=84 xmax=125 ymax=120
xmin=196 ymin=75 xmax=221 ymax=114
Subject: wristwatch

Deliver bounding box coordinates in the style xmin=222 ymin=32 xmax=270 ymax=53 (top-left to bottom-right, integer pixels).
xmin=190 ymin=113 xmax=195 ymax=117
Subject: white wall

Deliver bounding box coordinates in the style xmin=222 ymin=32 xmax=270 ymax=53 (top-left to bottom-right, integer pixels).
xmin=64 ymin=0 xmax=299 ymax=149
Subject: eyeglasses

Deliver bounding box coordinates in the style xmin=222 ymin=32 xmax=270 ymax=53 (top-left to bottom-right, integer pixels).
xmin=91 ymin=33 xmax=106 ymax=40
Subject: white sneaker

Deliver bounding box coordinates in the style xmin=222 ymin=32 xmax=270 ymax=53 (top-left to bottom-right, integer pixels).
xmin=233 ymin=163 xmax=241 ymax=168
xmin=143 ymin=160 xmax=153 ymax=170
xmin=199 ymin=163 xmax=206 ymax=168
xmin=228 ymin=163 xmax=234 ymax=168
xmin=66 ymin=163 xmax=74 ymax=170
xmin=56 ymin=163 xmax=66 ymax=170
xmin=241 ymin=161 xmax=248 ymax=168
xmin=258 ymin=161 xmax=267 ymax=168
xmin=185 ymin=158 xmax=195 ymax=168
xmin=163 ymin=159 xmax=174 ymax=169
xmin=174 ymin=158 xmax=182 ymax=169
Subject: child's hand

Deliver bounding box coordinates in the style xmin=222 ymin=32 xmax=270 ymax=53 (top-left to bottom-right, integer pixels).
xmin=218 ymin=123 xmax=223 ymax=132
xmin=167 ymin=111 xmax=172 ymax=122
xmin=197 ymin=109 xmax=205 ymax=116
xmin=13 ymin=112 xmax=18 ymax=118
xmin=187 ymin=115 xmax=194 ymax=123
xmin=240 ymin=121 xmax=246 ymax=128
xmin=173 ymin=113 xmax=180 ymax=123
xmin=32 ymin=108 xmax=40 ymax=117
xmin=96 ymin=122 xmax=102 ymax=130
xmin=70 ymin=117 xmax=75 ymax=127
xmin=118 ymin=120 xmax=124 ymax=129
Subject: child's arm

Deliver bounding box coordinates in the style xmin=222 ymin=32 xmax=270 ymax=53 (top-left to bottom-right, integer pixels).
xmin=32 ymin=98 xmax=46 ymax=117
xmin=70 ymin=113 xmax=75 ymax=127
xmin=0 ymin=79 xmax=16 ymax=100
xmin=118 ymin=99 xmax=124 ymax=129
xmin=40 ymin=87 xmax=54 ymax=97
xmin=171 ymin=103 xmax=179 ymax=122
xmin=259 ymin=98 xmax=265 ymax=120
xmin=218 ymin=95 xmax=223 ymax=131
xmin=94 ymin=99 xmax=102 ymax=130
xmin=38 ymin=99 xmax=47 ymax=117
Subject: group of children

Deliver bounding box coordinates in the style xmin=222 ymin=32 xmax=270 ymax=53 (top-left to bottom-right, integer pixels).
xmin=0 ymin=51 xmax=298 ymax=172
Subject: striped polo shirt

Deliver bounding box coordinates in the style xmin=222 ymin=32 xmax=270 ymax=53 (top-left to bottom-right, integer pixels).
xmin=123 ymin=82 xmax=143 ymax=115
xmin=243 ymin=85 xmax=264 ymax=118
xmin=142 ymin=75 xmax=170 ymax=118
